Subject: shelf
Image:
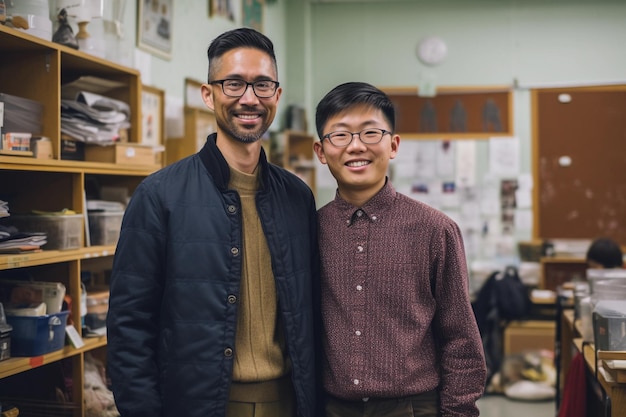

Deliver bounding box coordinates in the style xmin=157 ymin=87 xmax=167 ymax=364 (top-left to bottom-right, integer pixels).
xmin=0 ymin=335 xmax=107 ymax=379
xmin=0 ymin=155 xmax=160 ymax=176
xmin=0 ymin=245 xmax=117 ymax=270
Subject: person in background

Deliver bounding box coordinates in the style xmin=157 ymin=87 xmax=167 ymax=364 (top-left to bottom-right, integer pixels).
xmin=107 ymin=28 xmax=319 ymax=417
xmin=586 ymin=237 xmax=624 ymax=269
xmin=313 ymin=81 xmax=486 ymax=417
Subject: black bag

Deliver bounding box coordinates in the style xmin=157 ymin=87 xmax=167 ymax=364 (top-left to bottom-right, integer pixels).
xmin=472 ymin=265 xmax=531 ymax=386
xmin=491 ymin=266 xmax=531 ymax=321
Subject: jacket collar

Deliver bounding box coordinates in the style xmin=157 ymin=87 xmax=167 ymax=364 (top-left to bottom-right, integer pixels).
xmin=198 ymin=132 xmax=270 ymax=191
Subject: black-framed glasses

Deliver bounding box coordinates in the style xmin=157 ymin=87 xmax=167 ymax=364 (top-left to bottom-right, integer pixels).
xmin=209 ymin=79 xmax=280 ymax=98
xmin=322 ymin=128 xmax=391 ymax=147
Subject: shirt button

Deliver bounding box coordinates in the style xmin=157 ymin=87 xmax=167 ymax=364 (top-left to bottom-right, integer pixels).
xmin=372 ymin=216 xmax=377 ymax=221
xmin=227 ymin=295 xmax=237 ymax=304
xmin=357 ymin=245 xmax=364 ymax=252
xmin=231 ymin=247 xmax=239 ymax=256
xmin=355 ymin=330 xmax=362 ymax=336
xmin=353 ymin=379 xmax=360 ymax=385
xmin=356 ymin=210 xmax=363 ymax=217
xmin=227 ymin=205 xmax=237 ymax=214
xmin=363 ymin=397 xmax=369 ymax=402
xmin=346 ymin=219 xmax=350 ymax=225
xmin=224 ymin=347 xmax=233 ymax=357
xmin=356 ymin=285 xmax=363 ymax=291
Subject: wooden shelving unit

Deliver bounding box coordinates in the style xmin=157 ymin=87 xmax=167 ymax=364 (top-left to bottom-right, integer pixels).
xmin=271 ymin=130 xmax=316 ymax=193
xmin=0 ymin=24 xmax=159 ymax=416
xmin=165 ymin=106 xmax=216 ymax=165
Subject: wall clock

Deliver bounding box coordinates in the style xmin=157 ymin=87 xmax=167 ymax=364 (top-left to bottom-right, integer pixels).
xmin=416 ymin=36 xmax=448 ymax=66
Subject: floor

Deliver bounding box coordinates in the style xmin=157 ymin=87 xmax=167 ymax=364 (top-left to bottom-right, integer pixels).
xmin=477 ymin=394 xmax=555 ymax=417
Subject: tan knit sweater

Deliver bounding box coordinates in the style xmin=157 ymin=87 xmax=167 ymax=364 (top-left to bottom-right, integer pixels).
xmin=229 ymin=165 xmax=288 ymax=382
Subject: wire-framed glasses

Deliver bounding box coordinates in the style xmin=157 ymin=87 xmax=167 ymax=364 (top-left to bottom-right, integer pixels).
xmin=209 ymin=79 xmax=280 ymax=98
xmin=322 ymin=128 xmax=391 ymax=147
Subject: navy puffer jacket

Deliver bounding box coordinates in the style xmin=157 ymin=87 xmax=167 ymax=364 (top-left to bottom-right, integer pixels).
xmin=107 ymin=133 xmax=319 ymax=417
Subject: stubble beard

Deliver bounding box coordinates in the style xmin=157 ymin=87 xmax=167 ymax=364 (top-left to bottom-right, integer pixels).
xmin=218 ymin=117 xmax=268 ymax=144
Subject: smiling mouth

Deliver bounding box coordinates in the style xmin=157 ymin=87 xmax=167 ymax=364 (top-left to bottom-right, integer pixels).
xmin=237 ymin=114 xmax=260 ymax=121
xmin=346 ymin=161 xmax=370 ymax=167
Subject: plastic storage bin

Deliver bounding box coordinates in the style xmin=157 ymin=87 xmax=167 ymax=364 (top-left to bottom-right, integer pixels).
xmin=87 ymin=211 xmax=124 ymax=246
xmin=5 ymin=310 xmax=69 ymax=356
xmin=9 ymin=214 xmax=83 ymax=250
xmin=84 ymin=288 xmax=109 ymax=331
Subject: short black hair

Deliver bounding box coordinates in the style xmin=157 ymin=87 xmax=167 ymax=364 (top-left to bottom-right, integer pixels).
xmin=207 ymin=27 xmax=277 ymax=82
xmin=586 ymin=237 xmax=624 ymax=268
xmin=315 ymin=82 xmax=396 ymax=139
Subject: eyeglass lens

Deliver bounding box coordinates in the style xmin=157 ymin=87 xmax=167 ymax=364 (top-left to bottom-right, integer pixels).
xmin=221 ymin=79 xmax=277 ymax=98
xmin=326 ymin=129 xmax=387 ymax=147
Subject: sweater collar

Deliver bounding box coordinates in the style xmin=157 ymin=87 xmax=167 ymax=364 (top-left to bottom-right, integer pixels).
xmin=198 ymin=132 xmax=270 ymax=191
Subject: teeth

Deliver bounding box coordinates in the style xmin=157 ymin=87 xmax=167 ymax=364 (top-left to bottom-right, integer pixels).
xmin=346 ymin=161 xmax=369 ymax=167
xmin=238 ymin=115 xmax=258 ymax=120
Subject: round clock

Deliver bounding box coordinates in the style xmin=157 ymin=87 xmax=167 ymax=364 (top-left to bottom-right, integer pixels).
xmin=416 ymin=36 xmax=448 ymax=66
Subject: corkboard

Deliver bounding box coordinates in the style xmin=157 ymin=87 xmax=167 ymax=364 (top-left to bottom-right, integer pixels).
xmin=533 ymin=86 xmax=626 ymax=245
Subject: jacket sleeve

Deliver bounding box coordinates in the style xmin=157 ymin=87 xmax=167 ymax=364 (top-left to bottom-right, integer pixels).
xmin=433 ymin=221 xmax=487 ymax=417
xmin=107 ymin=181 xmax=166 ymax=417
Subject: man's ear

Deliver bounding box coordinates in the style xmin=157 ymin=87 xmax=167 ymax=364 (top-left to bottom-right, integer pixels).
xmin=313 ymin=141 xmax=327 ymax=164
xmin=201 ymin=83 xmax=215 ymax=112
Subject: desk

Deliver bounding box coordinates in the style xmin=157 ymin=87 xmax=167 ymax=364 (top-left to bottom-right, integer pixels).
xmin=559 ymin=309 xmax=626 ymax=417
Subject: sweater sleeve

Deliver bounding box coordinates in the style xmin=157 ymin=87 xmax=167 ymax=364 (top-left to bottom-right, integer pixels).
xmin=433 ymin=220 xmax=487 ymax=417
xmin=107 ymin=180 xmax=166 ymax=417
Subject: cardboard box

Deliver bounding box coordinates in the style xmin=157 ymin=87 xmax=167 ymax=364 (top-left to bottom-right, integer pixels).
xmin=504 ymin=320 xmax=555 ymax=355
xmin=31 ymin=137 xmax=53 ymax=159
xmin=2 ymin=132 xmax=31 ymax=152
xmin=85 ymin=143 xmax=155 ymax=165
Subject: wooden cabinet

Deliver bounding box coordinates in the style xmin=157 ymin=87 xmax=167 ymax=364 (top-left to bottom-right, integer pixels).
xmin=0 ymin=25 xmax=158 ymax=416
xmin=540 ymin=257 xmax=587 ymax=291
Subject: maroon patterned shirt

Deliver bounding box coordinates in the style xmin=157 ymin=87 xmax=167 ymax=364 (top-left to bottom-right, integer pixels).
xmin=317 ymin=181 xmax=486 ymax=416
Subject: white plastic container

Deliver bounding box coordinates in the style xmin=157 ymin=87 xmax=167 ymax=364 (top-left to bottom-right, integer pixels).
xmin=10 ymin=214 xmax=83 ymax=250
xmin=87 ymin=211 xmax=123 ymax=246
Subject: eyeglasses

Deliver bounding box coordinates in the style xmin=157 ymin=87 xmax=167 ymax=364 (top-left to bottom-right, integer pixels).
xmin=321 ymin=128 xmax=391 ymax=147
xmin=209 ymin=79 xmax=280 ymax=98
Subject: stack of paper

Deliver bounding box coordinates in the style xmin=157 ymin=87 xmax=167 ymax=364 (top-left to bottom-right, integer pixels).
xmin=60 ymin=77 xmax=131 ymax=145
xmin=0 ymin=227 xmax=47 ymax=253
xmin=0 ymin=201 xmax=47 ymax=253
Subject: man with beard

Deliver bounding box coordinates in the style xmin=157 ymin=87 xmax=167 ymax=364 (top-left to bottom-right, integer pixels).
xmin=107 ymin=28 xmax=319 ymax=417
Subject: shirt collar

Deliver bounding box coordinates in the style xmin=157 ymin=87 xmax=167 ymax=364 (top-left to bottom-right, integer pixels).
xmin=333 ymin=179 xmax=397 ymax=226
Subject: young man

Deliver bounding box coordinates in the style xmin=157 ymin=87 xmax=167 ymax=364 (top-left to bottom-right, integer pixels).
xmin=107 ymin=28 xmax=319 ymax=417
xmin=313 ymin=82 xmax=486 ymax=417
